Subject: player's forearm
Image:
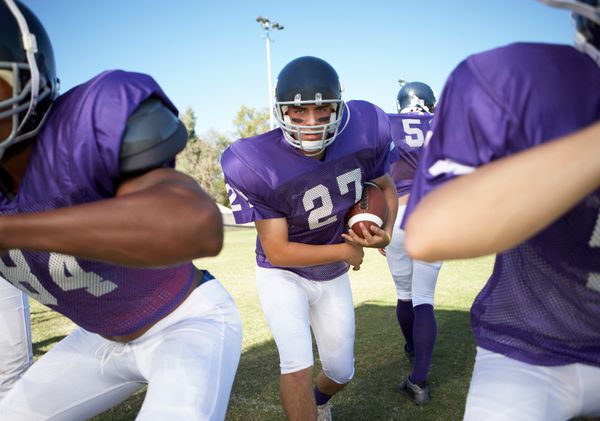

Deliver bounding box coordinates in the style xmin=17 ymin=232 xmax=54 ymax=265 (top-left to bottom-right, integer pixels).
xmin=382 ymin=181 xmax=399 ymax=237
xmin=0 ymin=182 xmax=223 ymax=267
xmin=372 ymin=174 xmax=398 ymax=237
xmin=264 ymin=241 xmax=353 ymax=268
xmin=405 ymin=122 xmax=600 ymax=261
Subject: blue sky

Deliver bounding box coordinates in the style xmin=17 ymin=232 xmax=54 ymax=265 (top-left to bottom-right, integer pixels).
xmin=23 ymin=0 xmax=572 ymax=137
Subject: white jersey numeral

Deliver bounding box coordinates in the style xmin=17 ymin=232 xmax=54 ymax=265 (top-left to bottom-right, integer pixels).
xmin=337 ymin=168 xmax=363 ymax=203
xmin=0 ymin=250 xmax=57 ymax=305
xmin=304 ymin=184 xmax=337 ymax=230
xmin=402 ymin=118 xmax=425 ymax=147
xmin=587 ymin=209 xmax=600 ymax=292
xmin=303 ymin=168 xmax=363 ymax=230
xmin=588 ymin=209 xmax=600 ymax=248
xmin=49 ymin=254 xmax=117 ymax=297
xmin=0 ymin=250 xmax=119 ymax=305
xmin=226 ymin=183 xmax=253 ymax=212
xmin=226 ymin=183 xmax=242 ymax=212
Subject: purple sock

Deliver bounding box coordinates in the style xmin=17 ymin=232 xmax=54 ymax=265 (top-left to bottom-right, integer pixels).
xmin=396 ymin=299 xmax=415 ymax=353
xmin=410 ymin=304 xmax=437 ymax=384
xmin=314 ymin=386 xmax=332 ymax=406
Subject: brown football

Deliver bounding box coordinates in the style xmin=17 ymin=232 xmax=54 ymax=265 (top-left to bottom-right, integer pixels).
xmin=345 ymin=182 xmax=387 ymax=239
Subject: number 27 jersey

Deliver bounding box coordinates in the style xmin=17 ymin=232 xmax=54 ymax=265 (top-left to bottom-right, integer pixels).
xmin=221 ymin=100 xmax=392 ymax=281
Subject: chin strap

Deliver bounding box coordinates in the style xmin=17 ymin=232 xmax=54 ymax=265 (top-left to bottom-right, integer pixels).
xmin=575 ymin=31 xmax=600 ymax=68
xmin=4 ymin=0 xmax=41 ymax=135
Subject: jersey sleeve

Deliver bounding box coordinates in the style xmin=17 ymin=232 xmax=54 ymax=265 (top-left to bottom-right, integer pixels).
xmin=71 ymin=71 xmax=177 ymax=195
xmin=403 ymin=59 xmax=517 ymax=225
xmin=369 ymin=105 xmax=393 ymax=180
xmin=221 ymin=144 xmax=285 ymax=224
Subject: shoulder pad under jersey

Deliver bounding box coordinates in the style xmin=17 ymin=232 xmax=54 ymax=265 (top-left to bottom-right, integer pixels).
xmin=119 ymin=97 xmax=188 ymax=177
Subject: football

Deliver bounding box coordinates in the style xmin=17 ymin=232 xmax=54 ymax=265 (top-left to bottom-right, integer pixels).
xmin=345 ymin=182 xmax=387 ymax=239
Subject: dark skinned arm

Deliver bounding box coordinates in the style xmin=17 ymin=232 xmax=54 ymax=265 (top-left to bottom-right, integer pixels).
xmin=0 ymin=167 xmax=222 ymax=267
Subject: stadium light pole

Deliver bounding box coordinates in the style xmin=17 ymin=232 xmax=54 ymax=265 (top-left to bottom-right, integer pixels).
xmin=256 ymin=16 xmax=284 ymax=130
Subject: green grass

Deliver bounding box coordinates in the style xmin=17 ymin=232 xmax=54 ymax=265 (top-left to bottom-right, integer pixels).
xmin=31 ymin=228 xmax=494 ymax=420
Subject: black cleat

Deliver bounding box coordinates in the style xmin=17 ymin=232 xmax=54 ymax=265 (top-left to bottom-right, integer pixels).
xmin=403 ymin=344 xmax=414 ymax=366
xmin=397 ymin=377 xmax=431 ymax=405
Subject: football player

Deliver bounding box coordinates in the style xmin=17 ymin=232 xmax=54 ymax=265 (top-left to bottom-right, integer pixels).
xmin=0 ymin=1 xmax=242 ymax=419
xmin=221 ymin=56 xmax=398 ymax=421
xmin=0 ymin=281 xmax=32 ymax=400
xmin=403 ymin=1 xmax=600 ymax=419
xmin=383 ymin=81 xmax=442 ymax=405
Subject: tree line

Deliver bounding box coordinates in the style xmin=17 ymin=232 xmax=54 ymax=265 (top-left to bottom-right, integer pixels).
xmin=176 ymin=105 xmax=270 ymax=206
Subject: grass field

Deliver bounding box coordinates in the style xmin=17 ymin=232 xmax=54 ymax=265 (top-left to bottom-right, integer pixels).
xmin=31 ymin=228 xmax=495 ymax=420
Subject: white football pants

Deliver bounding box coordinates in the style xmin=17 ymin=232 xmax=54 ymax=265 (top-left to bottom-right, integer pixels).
xmin=0 ymin=278 xmax=242 ymax=421
xmin=256 ymin=267 xmax=355 ymax=384
xmin=385 ymin=205 xmax=441 ymax=305
xmin=464 ymin=347 xmax=600 ymax=421
xmin=0 ymin=279 xmax=32 ymax=401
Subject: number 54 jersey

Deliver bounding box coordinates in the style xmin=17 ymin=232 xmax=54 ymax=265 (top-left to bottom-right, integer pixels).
xmin=387 ymin=112 xmax=433 ymax=197
xmin=221 ymin=100 xmax=392 ymax=281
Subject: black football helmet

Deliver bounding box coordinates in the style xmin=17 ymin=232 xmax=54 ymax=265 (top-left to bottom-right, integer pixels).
xmin=396 ymin=82 xmax=436 ymax=114
xmin=273 ymin=56 xmax=347 ymax=154
xmin=0 ymin=0 xmax=59 ymax=150
xmin=538 ymin=0 xmax=600 ymax=63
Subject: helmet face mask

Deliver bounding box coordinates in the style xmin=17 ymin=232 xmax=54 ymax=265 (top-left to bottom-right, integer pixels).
xmin=396 ymin=82 xmax=436 ymax=115
xmin=0 ymin=0 xmax=59 ymax=151
xmin=274 ymin=56 xmax=347 ymax=155
xmin=274 ymin=98 xmax=344 ymax=154
xmin=538 ymin=0 xmax=600 ymax=65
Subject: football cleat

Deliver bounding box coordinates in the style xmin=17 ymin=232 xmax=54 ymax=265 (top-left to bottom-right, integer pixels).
xmin=317 ymin=400 xmax=333 ymax=421
xmin=397 ymin=377 xmax=431 ymax=405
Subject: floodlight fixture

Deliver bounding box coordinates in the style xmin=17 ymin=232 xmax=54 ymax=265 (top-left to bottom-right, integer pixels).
xmin=256 ymin=16 xmax=285 ymax=129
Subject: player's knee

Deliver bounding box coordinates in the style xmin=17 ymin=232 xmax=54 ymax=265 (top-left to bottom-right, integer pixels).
xmin=395 ymin=278 xmax=412 ymax=300
xmin=281 ymin=366 xmax=313 ymax=381
xmin=412 ymin=294 xmax=434 ymax=307
xmin=323 ymin=364 xmax=354 ymax=384
xmin=280 ymin=357 xmax=313 ymax=375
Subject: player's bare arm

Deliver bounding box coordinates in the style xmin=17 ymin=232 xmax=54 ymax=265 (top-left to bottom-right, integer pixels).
xmin=256 ymin=217 xmax=363 ymax=270
xmin=405 ymin=121 xmax=600 ymax=261
xmin=342 ymin=174 xmax=398 ymax=249
xmin=0 ymin=167 xmax=223 ymax=266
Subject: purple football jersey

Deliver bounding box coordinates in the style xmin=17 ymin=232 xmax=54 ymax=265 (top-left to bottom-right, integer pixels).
xmin=0 ymin=70 xmax=195 ymax=336
xmin=221 ymin=100 xmax=392 ymax=281
xmin=406 ymin=43 xmax=600 ymax=366
xmin=387 ymin=113 xmax=433 ymax=197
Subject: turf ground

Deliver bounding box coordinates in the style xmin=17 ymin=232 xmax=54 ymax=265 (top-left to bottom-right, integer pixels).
xmin=31 ymin=227 xmax=494 ymax=420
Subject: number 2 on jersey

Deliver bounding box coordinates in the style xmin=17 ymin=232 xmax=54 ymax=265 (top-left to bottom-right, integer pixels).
xmin=304 ymin=168 xmax=362 ymax=230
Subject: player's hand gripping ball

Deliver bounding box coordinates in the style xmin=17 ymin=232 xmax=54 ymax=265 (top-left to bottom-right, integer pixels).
xmin=345 ymin=182 xmax=387 ymax=239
